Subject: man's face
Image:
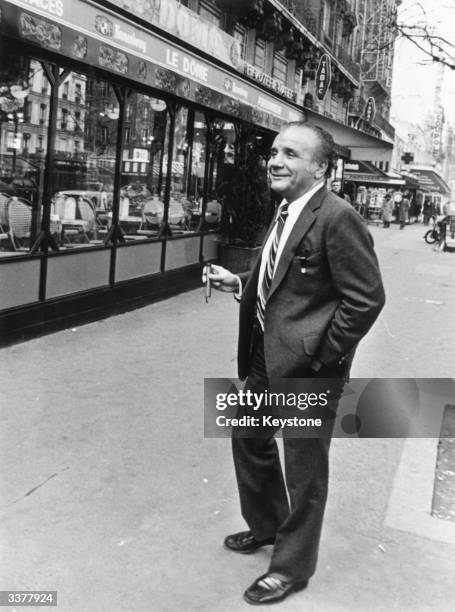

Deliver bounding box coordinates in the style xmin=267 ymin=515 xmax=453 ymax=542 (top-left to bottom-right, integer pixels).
xmin=267 ymin=126 xmax=326 ymax=202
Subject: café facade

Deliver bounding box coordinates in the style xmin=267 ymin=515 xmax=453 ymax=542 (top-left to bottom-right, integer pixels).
xmin=0 ymin=0 xmax=393 ymax=343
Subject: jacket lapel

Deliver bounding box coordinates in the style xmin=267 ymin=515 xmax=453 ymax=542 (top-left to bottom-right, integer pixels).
xmin=267 ymin=186 xmax=327 ymax=301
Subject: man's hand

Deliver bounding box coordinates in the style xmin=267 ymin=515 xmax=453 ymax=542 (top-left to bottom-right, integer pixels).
xmin=202 ymin=264 xmax=240 ymax=293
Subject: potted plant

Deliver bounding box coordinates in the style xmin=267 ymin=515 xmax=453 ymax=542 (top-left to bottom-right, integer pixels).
xmin=217 ymin=138 xmax=274 ymax=273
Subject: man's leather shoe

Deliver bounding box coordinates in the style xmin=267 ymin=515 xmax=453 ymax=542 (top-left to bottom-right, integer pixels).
xmin=243 ymin=573 xmax=308 ymax=605
xmin=224 ymin=531 xmax=275 ymax=554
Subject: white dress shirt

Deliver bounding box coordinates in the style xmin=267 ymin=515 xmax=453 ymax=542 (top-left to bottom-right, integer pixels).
xmin=257 ymin=180 xmax=325 ymax=292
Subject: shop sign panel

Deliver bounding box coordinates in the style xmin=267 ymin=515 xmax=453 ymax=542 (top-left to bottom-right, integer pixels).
xmin=364 ymin=97 xmax=376 ymax=124
xmin=107 ymin=0 xmax=243 ymax=72
xmin=316 ymin=54 xmax=331 ymax=101
xmin=0 ymin=0 xmax=303 ymax=130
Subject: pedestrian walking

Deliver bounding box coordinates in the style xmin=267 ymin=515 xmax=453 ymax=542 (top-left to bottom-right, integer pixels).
xmin=397 ymin=192 xmax=410 ymax=229
xmin=382 ymin=193 xmax=393 ymax=228
xmin=423 ymin=197 xmax=433 ymax=225
xmin=204 ymin=122 xmax=385 ymax=606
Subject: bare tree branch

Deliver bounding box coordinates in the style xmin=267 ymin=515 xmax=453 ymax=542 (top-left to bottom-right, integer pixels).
xmin=391 ymin=2 xmax=455 ymax=70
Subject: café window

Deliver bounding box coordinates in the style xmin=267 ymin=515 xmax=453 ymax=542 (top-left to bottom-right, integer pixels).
xmin=254 ymin=38 xmax=266 ymax=71
xmin=272 ymin=51 xmax=287 ymax=84
xmin=118 ymin=92 xmax=168 ymax=240
xmin=50 ymin=74 xmax=119 ymax=248
xmin=0 ymin=55 xmax=49 ymax=255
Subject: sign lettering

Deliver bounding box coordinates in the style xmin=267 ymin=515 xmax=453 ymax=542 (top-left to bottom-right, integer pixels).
xmin=316 ymin=54 xmax=331 ymax=101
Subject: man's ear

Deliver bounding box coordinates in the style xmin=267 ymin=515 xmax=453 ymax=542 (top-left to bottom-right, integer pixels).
xmin=314 ymin=161 xmax=328 ymax=179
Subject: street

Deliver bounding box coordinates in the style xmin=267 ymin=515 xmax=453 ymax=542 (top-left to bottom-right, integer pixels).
xmin=1 ymin=221 xmax=455 ymax=612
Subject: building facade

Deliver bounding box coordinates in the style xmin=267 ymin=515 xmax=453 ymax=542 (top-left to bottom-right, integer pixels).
xmin=0 ymin=0 xmax=396 ymax=343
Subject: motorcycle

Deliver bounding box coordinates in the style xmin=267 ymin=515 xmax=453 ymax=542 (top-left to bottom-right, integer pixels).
xmin=424 ymin=216 xmax=447 ymax=245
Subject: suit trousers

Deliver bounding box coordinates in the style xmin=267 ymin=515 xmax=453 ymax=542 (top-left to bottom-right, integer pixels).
xmin=232 ymin=329 xmax=343 ymax=582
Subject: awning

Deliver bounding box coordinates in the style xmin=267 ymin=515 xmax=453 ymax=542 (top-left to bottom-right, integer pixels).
xmin=305 ymin=109 xmax=394 ymax=163
xmin=407 ymin=167 xmax=451 ymax=196
xmin=344 ymin=160 xmax=397 ymax=185
xmin=401 ymin=173 xmax=422 ymax=190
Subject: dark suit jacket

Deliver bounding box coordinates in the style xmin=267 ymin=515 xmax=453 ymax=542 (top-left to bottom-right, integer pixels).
xmin=237 ymin=187 xmax=385 ymax=380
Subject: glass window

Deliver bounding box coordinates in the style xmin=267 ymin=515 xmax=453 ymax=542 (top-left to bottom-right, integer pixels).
xmin=119 ymin=92 xmax=168 ymax=240
xmin=272 ymin=52 xmax=287 ymax=84
xmin=322 ymin=0 xmax=336 ymax=39
xmin=51 ymin=75 xmax=119 ymax=248
xmin=234 ymin=25 xmax=247 ymax=61
xmin=254 ymin=38 xmax=266 ymax=71
xmin=199 ymin=0 xmax=221 ymax=26
xmin=0 ymin=56 xmax=48 ymax=255
xmin=294 ymin=68 xmax=302 ymax=94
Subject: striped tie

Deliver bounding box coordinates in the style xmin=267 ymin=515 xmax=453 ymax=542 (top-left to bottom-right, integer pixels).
xmin=256 ymin=201 xmax=289 ymax=330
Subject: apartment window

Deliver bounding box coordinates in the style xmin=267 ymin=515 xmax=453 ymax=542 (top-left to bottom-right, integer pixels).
xmin=62 ymin=81 xmax=69 ymax=99
xmin=125 ymin=104 xmax=132 ymax=121
xmin=39 ymin=104 xmax=47 ymax=124
xmin=22 ymin=133 xmax=31 ymax=152
xmin=142 ymin=105 xmax=150 ymax=120
xmin=254 ymin=38 xmax=266 ymax=71
xmin=199 ymin=0 xmax=221 ymax=26
xmin=75 ymin=82 xmax=82 ymax=105
xmin=101 ymin=126 xmax=108 ymax=145
xmin=124 ymin=126 xmax=130 ymax=144
xmin=322 ymin=0 xmax=336 ymax=40
xmin=294 ymin=68 xmax=302 ymax=92
xmin=141 ymin=128 xmax=149 ymax=143
xmin=272 ymin=52 xmax=287 ymax=84
xmin=61 ymin=108 xmax=68 ymax=130
xmin=23 ymin=100 xmax=32 ymax=123
xmin=234 ymin=25 xmax=247 ymax=61
xmin=41 ymin=75 xmax=49 ymax=94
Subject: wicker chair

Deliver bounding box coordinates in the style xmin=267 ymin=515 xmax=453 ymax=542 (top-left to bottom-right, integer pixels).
xmin=7 ymin=197 xmax=33 ymax=250
xmin=0 ymin=193 xmax=10 ymax=244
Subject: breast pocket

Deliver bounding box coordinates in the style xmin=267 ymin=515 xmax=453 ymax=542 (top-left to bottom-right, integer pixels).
xmin=291 ymin=250 xmax=323 ymax=276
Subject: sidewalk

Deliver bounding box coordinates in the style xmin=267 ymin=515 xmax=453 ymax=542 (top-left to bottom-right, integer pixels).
xmin=1 ymin=223 xmax=455 ymax=611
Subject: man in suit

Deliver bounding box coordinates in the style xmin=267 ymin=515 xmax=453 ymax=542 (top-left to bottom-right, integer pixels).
xmin=205 ymin=122 xmax=385 ymax=605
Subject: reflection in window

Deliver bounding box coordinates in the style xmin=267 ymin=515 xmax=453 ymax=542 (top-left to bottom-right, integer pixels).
xmin=51 ymin=75 xmax=119 ymax=247
xmin=119 ymin=92 xmax=168 ymax=240
xmin=0 ymin=55 xmax=48 ymax=254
